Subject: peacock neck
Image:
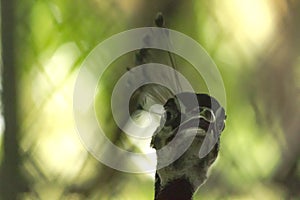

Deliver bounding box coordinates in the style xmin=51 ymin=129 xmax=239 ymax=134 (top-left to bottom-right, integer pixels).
xmin=155 ymin=178 xmax=195 ymax=200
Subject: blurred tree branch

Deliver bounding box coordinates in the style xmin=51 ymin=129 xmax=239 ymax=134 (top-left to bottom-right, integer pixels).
xmin=249 ymin=0 xmax=300 ymax=198
xmin=0 ymin=0 xmax=28 ymax=199
xmin=271 ymin=1 xmax=300 ymax=198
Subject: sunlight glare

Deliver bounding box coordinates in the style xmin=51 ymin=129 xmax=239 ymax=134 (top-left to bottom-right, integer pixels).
xmin=218 ymin=0 xmax=276 ymax=47
xmin=43 ymin=42 xmax=80 ymax=85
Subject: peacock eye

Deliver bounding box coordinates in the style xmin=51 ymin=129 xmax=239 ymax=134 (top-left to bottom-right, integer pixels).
xmin=201 ymin=108 xmax=216 ymax=123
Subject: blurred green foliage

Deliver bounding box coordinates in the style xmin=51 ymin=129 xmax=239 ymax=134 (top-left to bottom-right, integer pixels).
xmin=0 ymin=0 xmax=299 ymax=199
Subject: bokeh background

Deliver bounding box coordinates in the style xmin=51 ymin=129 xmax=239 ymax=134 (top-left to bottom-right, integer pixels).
xmin=0 ymin=0 xmax=300 ymax=199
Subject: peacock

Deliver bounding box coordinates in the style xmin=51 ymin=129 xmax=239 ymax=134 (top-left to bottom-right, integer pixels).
xmin=128 ymin=13 xmax=227 ymax=200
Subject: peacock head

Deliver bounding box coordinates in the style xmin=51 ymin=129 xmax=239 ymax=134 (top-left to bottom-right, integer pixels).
xmin=151 ymin=92 xmax=226 ymax=192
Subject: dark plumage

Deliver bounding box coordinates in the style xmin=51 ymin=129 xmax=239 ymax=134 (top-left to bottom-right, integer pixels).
xmin=152 ymin=93 xmax=226 ymax=200
xmin=129 ymin=13 xmax=226 ymax=200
